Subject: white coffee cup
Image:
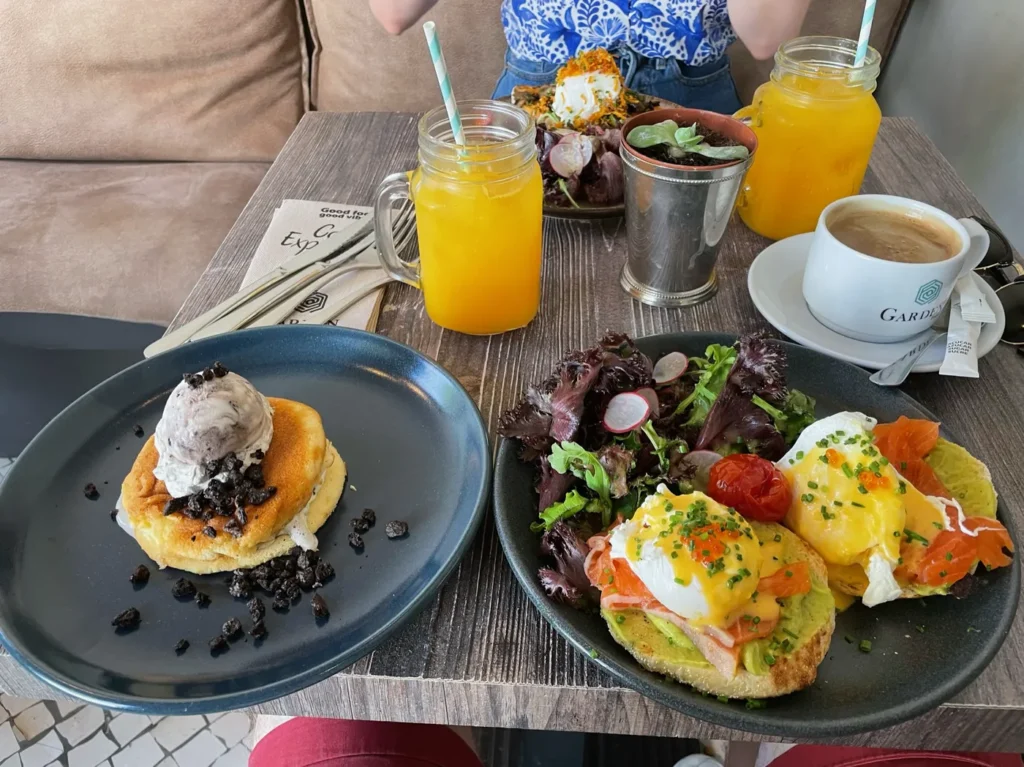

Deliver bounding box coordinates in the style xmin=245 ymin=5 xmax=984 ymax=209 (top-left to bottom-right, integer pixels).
xmin=802 ymin=194 xmax=990 ymax=344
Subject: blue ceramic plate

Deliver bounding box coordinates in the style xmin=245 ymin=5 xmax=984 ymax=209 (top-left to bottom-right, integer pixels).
xmin=0 ymin=326 xmax=490 ymax=713
xmin=493 ymin=332 xmax=1019 ymax=738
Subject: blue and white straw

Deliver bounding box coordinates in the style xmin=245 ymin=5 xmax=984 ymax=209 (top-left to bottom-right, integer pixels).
xmin=854 ymin=0 xmax=876 ymax=67
xmin=422 ymin=21 xmax=466 ymax=146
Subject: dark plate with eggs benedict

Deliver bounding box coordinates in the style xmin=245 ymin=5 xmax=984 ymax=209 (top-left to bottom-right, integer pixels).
xmin=493 ymin=331 xmax=1018 ymax=737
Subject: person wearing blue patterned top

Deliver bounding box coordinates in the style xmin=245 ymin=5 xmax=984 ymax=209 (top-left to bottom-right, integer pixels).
xmin=370 ymin=0 xmax=810 ymax=114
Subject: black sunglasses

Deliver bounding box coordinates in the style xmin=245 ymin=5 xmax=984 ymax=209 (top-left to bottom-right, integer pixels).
xmin=969 ymin=218 xmax=1024 ymax=346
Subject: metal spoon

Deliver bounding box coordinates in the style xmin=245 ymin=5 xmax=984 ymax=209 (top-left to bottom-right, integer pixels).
xmin=869 ymin=330 xmax=948 ymax=386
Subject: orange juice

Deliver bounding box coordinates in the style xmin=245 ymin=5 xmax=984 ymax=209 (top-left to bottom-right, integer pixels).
xmin=735 ymin=37 xmax=882 ymax=241
xmin=412 ymin=158 xmax=542 ymax=335
xmin=373 ymin=101 xmax=544 ymax=336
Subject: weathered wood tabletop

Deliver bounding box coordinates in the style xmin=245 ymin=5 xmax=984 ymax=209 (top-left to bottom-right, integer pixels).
xmin=6 ymin=113 xmax=1023 ymax=750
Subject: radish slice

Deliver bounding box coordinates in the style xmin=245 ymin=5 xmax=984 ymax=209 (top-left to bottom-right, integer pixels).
xmin=602 ymin=392 xmax=651 ymax=434
xmin=548 ymin=133 xmax=594 ymax=178
xmin=682 ymin=450 xmax=722 ymax=491
xmin=653 ymin=352 xmax=689 ymax=385
xmin=636 ymin=387 xmax=659 ymax=415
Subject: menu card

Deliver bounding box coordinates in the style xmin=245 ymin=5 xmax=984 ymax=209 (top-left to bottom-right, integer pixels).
xmin=242 ymin=201 xmax=390 ymax=331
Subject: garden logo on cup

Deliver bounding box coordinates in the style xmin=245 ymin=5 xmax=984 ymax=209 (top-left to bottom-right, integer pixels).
xmin=915 ymin=280 xmax=943 ymax=306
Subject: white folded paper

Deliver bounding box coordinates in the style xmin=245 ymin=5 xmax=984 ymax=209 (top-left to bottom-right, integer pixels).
xmin=939 ymin=292 xmax=980 ymax=378
xmin=955 ymin=274 xmax=997 ymax=324
xmin=242 ymin=201 xmax=391 ymax=331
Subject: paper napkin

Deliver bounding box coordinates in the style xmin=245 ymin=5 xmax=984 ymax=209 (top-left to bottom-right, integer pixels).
xmin=242 ymin=201 xmax=391 ymax=331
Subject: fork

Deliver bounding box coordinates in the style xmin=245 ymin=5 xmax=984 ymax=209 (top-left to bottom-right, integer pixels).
xmin=187 ymin=206 xmax=415 ymax=342
xmin=243 ymin=206 xmax=416 ymax=329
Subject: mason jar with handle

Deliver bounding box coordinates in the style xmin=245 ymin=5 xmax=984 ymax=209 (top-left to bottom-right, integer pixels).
xmin=374 ymin=100 xmax=543 ymax=336
xmin=734 ymin=36 xmax=882 ymax=241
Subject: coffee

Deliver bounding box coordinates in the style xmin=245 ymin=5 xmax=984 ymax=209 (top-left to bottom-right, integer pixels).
xmin=827 ymin=206 xmax=960 ymax=264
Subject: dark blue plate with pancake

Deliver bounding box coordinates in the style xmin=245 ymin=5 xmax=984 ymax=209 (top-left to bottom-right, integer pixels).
xmin=493 ymin=332 xmax=1019 ymax=738
xmin=0 ymin=326 xmax=490 ymax=713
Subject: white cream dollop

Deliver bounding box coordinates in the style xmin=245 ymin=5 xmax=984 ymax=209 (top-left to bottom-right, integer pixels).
xmin=552 ymin=72 xmax=622 ymax=124
xmin=153 ymin=372 xmax=273 ymax=498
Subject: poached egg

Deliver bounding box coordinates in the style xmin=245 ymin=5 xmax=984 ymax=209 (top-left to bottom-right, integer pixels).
xmin=778 ymin=412 xmax=952 ymax=606
xmin=608 ymin=487 xmax=763 ymax=627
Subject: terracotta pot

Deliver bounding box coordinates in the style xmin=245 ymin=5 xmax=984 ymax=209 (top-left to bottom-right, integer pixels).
xmin=620 ymin=107 xmax=758 ymax=171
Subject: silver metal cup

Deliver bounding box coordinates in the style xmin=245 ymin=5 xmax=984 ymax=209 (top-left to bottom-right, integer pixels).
xmin=619 ymin=109 xmax=756 ymax=307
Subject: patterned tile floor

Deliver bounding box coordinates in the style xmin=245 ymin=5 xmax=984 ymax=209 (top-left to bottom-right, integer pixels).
xmin=0 ymin=460 xmax=252 ymax=766
xmin=0 ymin=695 xmax=253 ymax=767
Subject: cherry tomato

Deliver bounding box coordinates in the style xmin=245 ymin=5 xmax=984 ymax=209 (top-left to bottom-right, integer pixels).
xmin=707 ymin=453 xmax=792 ymax=522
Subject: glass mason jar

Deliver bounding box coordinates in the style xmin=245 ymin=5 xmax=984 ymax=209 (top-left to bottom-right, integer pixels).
xmin=375 ymin=100 xmax=543 ymax=336
xmin=734 ymin=36 xmax=882 ymax=241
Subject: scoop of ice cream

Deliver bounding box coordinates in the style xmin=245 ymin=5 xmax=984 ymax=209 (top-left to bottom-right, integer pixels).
xmin=154 ymin=370 xmax=273 ymax=498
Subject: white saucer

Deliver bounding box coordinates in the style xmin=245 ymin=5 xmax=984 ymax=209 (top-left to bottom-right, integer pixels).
xmin=747 ymin=233 xmax=1005 ymax=373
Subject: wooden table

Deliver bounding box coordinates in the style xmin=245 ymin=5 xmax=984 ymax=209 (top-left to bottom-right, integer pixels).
xmin=4 ymin=114 xmax=1022 ymax=751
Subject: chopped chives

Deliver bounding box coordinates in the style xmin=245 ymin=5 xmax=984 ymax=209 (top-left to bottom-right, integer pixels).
xmin=746 ymin=699 xmax=767 ymax=710
xmin=859 ymin=640 xmax=872 ymax=653
xmin=807 ymin=481 xmax=818 ymax=489
xmin=904 ymin=529 xmax=930 ymax=545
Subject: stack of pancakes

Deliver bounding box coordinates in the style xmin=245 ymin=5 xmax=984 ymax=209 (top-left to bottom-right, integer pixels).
xmin=120 ymin=398 xmax=345 ymax=574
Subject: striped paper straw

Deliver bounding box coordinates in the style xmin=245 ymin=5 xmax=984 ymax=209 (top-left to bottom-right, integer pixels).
xmin=854 ymin=0 xmax=876 ymax=66
xmin=422 ymin=21 xmax=465 ymax=146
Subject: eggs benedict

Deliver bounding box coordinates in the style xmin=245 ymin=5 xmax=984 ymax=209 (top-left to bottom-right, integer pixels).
xmin=585 ymin=487 xmax=834 ymax=698
xmin=778 ymin=413 xmax=1013 ymax=606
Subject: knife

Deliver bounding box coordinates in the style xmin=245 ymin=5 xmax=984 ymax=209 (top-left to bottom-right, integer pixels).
xmin=143 ymin=214 xmax=374 ymax=358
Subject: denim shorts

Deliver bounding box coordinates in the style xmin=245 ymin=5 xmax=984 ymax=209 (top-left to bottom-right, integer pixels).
xmin=492 ymin=48 xmax=743 ymax=116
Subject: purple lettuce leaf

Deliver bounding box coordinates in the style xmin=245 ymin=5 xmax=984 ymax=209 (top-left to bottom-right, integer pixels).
xmin=498 ymin=384 xmax=555 ymax=460
xmin=538 ymin=568 xmax=584 ymax=606
xmin=537 ymin=455 xmax=577 ymax=512
xmin=549 ymin=352 xmax=603 ymax=442
xmin=694 ymin=334 xmax=788 ymax=460
xmin=593 ymin=333 xmax=654 ymax=397
xmin=582 ymin=152 xmax=624 ymax=205
xmin=538 ymin=521 xmax=596 ymax=606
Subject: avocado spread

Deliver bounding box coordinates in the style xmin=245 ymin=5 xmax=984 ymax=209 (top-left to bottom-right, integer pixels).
xmin=603 ymin=528 xmax=834 ymax=677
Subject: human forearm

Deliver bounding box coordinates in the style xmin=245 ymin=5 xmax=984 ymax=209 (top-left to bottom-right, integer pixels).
xmin=727 ymin=0 xmax=812 ymax=59
xmin=368 ymin=0 xmax=440 ymax=35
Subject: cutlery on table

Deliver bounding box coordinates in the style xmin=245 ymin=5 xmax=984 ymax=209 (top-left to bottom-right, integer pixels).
xmin=869 ymin=330 xmax=948 ymax=386
xmin=143 ymin=213 xmax=376 ymax=358
xmin=197 ymin=208 xmax=415 ymax=336
xmin=246 ymin=248 xmax=384 ymax=328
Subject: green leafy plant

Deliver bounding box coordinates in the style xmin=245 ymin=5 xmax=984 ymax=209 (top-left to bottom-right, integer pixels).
xmin=626 ymin=120 xmax=750 ymax=162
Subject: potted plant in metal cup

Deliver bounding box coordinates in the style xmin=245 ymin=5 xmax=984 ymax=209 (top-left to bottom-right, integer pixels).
xmin=619 ymin=108 xmax=757 ymax=307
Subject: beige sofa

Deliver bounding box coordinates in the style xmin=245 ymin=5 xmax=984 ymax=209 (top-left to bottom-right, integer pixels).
xmin=0 ymin=0 xmax=909 ymax=328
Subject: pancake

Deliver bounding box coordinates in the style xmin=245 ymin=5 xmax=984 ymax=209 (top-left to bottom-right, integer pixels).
xmin=120 ymin=397 xmax=345 ymax=573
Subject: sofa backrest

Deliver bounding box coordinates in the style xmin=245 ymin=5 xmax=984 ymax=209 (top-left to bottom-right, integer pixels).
xmin=307 ymin=0 xmax=909 ymax=112
xmin=306 ymin=0 xmax=508 ymax=113
xmin=0 ymin=0 xmax=307 ymax=162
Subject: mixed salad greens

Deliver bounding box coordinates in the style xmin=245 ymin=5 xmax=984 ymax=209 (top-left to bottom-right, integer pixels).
xmin=497 ymin=333 xmax=816 ymax=606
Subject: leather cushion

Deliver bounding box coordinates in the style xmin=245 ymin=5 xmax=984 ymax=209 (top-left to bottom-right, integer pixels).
xmin=0 ymin=160 xmax=268 ymax=325
xmin=0 ymin=0 xmax=306 ymax=161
